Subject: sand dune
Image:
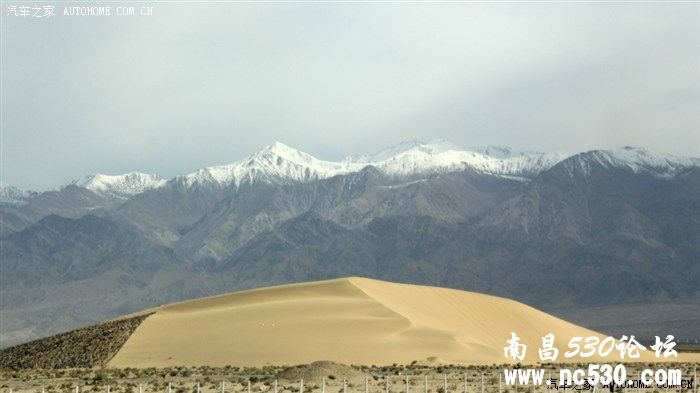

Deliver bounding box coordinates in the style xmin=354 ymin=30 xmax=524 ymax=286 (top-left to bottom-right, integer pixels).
xmin=108 ymin=277 xmax=670 ymax=367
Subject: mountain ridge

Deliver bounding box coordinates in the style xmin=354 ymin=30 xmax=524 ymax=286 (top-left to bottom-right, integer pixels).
xmin=6 ymin=141 xmax=697 ymax=199
xmin=67 ymin=172 xmax=167 ymax=199
xmin=1 ymin=141 xmax=698 ymax=348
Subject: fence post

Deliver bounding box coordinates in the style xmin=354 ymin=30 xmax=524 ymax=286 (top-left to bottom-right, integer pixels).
xmin=300 ymin=379 xmax=304 ymax=393
xmin=322 ymin=378 xmax=326 ymax=393
xmin=499 ymin=373 xmax=502 ymax=393
xmin=248 ymin=380 xmax=252 ymax=393
xmin=197 ymin=382 xmax=200 ymax=393
xmin=139 ymin=384 xmax=143 ymax=393
xmin=366 ymin=377 xmax=369 ymax=393
xmin=444 ymin=374 xmax=447 ymax=393
xmin=222 ymin=381 xmax=225 ymax=393
xmin=274 ymin=380 xmax=278 ymax=393
xmin=386 ymin=376 xmax=390 ymax=393
xmin=406 ymin=376 xmax=410 ymax=393
xmin=425 ymin=375 xmax=429 ymax=393
xmin=463 ymin=375 xmax=467 ymax=393
xmin=638 ymin=372 xmax=641 ymax=393
xmin=481 ymin=373 xmax=484 ymax=393
xmin=168 ymin=382 xmax=172 ymax=393
xmin=344 ymin=378 xmax=347 ymax=393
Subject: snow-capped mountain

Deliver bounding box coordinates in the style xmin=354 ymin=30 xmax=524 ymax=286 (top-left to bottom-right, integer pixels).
xmin=371 ymin=144 xmax=571 ymax=179
xmin=347 ymin=142 xmax=696 ymax=180
xmin=180 ymin=142 xmax=365 ymax=188
xmin=178 ymin=140 xmax=572 ymax=188
xmin=346 ymin=139 xmax=463 ymax=163
xmin=8 ymin=142 xmax=698 ymax=200
xmin=597 ymin=146 xmax=700 ymax=176
xmin=560 ymin=146 xmax=700 ymax=178
xmin=469 ymin=145 xmax=542 ymax=159
xmin=0 ymin=182 xmax=37 ymax=205
xmin=67 ymin=172 xmax=167 ymax=198
xmin=342 ymin=139 xmax=570 ymax=179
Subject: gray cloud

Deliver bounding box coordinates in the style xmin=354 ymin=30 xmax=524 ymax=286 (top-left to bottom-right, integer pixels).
xmin=1 ymin=2 xmax=698 ymax=190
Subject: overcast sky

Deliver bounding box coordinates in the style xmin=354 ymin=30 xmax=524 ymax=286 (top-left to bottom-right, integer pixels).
xmin=2 ymin=2 xmax=699 ymax=190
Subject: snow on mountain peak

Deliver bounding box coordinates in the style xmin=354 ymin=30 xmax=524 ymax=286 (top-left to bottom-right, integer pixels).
xmin=469 ymin=145 xmax=513 ymax=158
xmin=181 ymin=140 xmax=576 ymax=187
xmin=6 ymin=142 xmax=696 ymax=204
xmin=67 ymin=172 xmax=167 ymax=198
xmin=253 ymin=141 xmax=318 ymax=164
xmin=556 ymin=146 xmax=700 ymax=179
xmin=469 ymin=145 xmax=544 ymax=159
xmin=347 ymin=139 xmax=463 ymax=163
xmin=345 ymin=139 xmax=569 ymax=178
xmin=0 ymin=182 xmax=37 ymax=205
xmin=181 ymin=142 xmax=364 ymax=188
xmin=71 ymin=142 xmax=695 ymax=194
xmin=372 ymin=145 xmax=570 ymax=179
xmin=593 ymin=147 xmax=700 ymax=177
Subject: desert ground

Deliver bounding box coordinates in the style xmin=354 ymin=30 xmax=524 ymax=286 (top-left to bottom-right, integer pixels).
xmin=0 ymin=362 xmax=698 ymax=393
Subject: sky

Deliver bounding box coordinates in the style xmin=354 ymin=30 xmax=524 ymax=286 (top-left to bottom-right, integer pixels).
xmin=1 ymin=2 xmax=699 ymax=190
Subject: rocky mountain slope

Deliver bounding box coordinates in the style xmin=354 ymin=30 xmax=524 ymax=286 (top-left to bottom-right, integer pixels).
xmin=0 ymin=314 xmax=150 ymax=370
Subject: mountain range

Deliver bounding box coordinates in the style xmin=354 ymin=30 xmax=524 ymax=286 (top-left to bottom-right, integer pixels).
xmin=1 ymin=140 xmax=698 ymax=348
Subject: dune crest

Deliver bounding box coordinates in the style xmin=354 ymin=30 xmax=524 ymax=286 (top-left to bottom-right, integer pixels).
xmin=108 ymin=277 xmax=658 ymax=367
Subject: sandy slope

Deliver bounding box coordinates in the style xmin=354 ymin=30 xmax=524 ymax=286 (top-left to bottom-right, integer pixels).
xmin=108 ymin=277 xmax=670 ymax=367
